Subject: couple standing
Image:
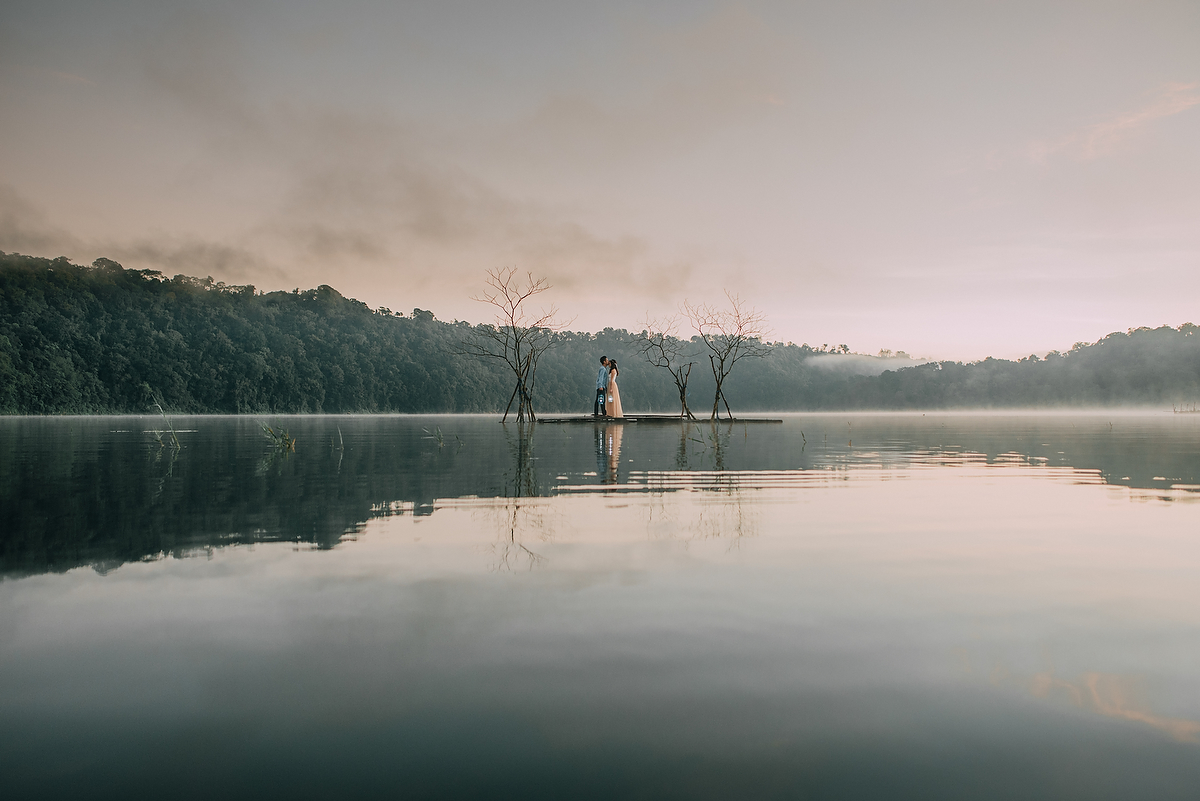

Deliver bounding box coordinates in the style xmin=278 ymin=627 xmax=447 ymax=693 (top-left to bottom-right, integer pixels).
xmin=593 ymin=356 xmax=623 ymax=418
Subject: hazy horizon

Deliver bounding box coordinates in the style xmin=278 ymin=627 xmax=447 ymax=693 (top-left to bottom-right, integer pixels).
xmin=3 ymin=1 xmax=1198 ymax=361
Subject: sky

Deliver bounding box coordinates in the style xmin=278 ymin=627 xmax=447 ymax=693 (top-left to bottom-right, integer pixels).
xmin=1 ymin=0 xmax=1198 ymax=360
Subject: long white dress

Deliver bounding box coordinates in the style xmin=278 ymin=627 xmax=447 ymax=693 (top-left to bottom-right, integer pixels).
xmin=606 ymin=368 xmax=624 ymax=418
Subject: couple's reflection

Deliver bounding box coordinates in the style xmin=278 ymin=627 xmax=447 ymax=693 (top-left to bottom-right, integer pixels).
xmin=594 ymin=422 xmax=625 ymax=484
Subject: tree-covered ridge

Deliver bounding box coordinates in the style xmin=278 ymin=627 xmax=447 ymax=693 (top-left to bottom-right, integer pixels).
xmin=0 ymin=253 xmax=504 ymax=414
xmin=0 ymin=253 xmax=686 ymax=414
xmin=2 ymin=252 xmax=1199 ymax=414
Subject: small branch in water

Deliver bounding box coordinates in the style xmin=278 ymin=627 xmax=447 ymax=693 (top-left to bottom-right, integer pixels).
xmin=261 ymin=422 xmax=297 ymax=451
xmin=150 ymin=396 xmax=180 ymax=450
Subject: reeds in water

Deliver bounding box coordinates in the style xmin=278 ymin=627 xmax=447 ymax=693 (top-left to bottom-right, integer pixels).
xmin=261 ymin=423 xmax=297 ymax=451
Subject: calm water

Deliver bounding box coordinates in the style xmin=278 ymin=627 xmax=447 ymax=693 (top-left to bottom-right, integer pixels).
xmin=3 ymin=413 xmax=1200 ymax=799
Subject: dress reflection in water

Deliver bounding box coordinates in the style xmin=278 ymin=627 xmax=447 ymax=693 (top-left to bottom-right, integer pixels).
xmin=606 ymin=424 xmax=624 ymax=483
xmin=606 ymin=364 xmax=623 ymax=418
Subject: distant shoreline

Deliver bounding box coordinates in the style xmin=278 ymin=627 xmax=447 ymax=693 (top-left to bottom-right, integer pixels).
xmin=2 ymin=408 xmax=1192 ymax=419
xmin=3 ymin=254 xmax=1199 ymax=415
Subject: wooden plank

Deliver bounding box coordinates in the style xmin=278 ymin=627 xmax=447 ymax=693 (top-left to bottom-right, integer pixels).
xmin=536 ymin=415 xmax=783 ymax=424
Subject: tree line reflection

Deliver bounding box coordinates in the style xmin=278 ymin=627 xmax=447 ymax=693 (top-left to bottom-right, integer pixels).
xmin=2 ymin=415 xmax=1198 ymax=577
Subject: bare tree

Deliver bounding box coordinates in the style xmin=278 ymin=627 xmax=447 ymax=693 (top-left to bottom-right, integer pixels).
xmin=684 ymin=291 xmax=770 ymax=420
xmin=462 ymin=267 xmax=568 ymax=423
xmin=635 ymin=315 xmax=698 ymax=419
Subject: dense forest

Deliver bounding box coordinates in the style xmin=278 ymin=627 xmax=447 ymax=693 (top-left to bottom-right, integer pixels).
xmin=2 ymin=252 xmax=1199 ymax=414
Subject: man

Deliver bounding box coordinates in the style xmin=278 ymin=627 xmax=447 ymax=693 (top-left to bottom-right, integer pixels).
xmin=594 ymin=356 xmax=609 ymax=416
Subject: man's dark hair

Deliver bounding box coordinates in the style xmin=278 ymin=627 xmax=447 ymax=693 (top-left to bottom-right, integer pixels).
xmin=600 ymin=355 xmax=608 ymax=363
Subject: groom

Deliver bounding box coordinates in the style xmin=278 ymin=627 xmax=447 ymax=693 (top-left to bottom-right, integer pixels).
xmin=594 ymin=356 xmax=609 ymax=416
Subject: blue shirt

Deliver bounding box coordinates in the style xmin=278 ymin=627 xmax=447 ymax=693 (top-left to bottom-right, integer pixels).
xmin=597 ymin=366 xmax=609 ymax=390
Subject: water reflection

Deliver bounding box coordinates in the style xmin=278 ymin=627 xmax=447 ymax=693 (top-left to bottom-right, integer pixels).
xmin=605 ymin=423 xmax=623 ymax=483
xmin=2 ymin=413 xmax=1200 ymax=577
xmin=4 ymin=414 xmax=1200 ymax=798
xmin=486 ymin=422 xmax=553 ymax=571
xmin=1030 ymin=671 xmax=1200 ymax=743
xmin=483 ymin=497 xmax=552 ymax=572
xmin=501 ymin=421 xmax=540 ymax=498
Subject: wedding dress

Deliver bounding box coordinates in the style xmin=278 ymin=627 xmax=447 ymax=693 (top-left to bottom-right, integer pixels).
xmin=606 ymin=368 xmax=624 ymax=418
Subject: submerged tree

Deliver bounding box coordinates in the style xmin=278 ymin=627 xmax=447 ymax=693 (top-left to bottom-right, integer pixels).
xmin=462 ymin=267 xmax=568 ymax=423
xmin=684 ymin=291 xmax=770 ymax=420
xmin=635 ymin=315 xmax=697 ymax=419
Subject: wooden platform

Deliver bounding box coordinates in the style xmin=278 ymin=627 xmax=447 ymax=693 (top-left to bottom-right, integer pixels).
xmin=536 ymin=414 xmax=783 ymax=424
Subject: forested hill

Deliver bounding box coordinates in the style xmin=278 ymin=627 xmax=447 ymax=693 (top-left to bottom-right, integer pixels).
xmin=2 ymin=252 xmax=1199 ymax=414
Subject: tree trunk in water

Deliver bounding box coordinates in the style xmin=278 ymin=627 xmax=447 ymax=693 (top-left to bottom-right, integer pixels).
xmin=673 ymin=364 xmax=695 ymax=419
xmin=502 ymin=380 xmax=520 ymax=422
xmin=676 ymin=383 xmax=695 ymax=419
xmin=514 ymin=380 xmax=536 ymax=423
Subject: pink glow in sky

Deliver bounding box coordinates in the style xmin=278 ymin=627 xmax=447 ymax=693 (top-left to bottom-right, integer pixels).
xmin=2 ymin=1 xmax=1198 ymax=360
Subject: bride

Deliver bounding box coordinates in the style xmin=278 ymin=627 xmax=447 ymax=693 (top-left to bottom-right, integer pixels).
xmin=606 ymin=360 xmax=624 ymax=418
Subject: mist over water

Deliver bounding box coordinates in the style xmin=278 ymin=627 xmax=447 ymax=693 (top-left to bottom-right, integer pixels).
xmin=804 ymin=353 xmax=929 ymax=376
xmin=3 ymin=413 xmax=1200 ymax=799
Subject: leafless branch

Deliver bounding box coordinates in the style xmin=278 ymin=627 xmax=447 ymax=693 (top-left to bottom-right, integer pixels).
xmin=683 ymin=291 xmax=771 ymax=420
xmin=462 ymin=267 xmax=570 ymax=422
xmin=635 ymin=314 xmax=698 ymax=419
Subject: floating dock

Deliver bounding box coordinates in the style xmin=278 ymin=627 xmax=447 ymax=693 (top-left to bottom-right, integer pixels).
xmin=537 ymin=414 xmax=783 ymax=424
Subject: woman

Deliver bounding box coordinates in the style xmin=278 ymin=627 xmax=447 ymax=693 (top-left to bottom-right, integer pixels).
xmin=606 ymin=359 xmax=624 ymax=418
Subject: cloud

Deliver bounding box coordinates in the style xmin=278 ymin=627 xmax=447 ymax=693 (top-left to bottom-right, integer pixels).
xmin=2 ymin=5 xmax=700 ymax=313
xmin=0 ymin=183 xmax=279 ymax=283
xmin=1029 ymin=82 xmax=1200 ymax=163
xmin=258 ymin=112 xmax=672 ymax=292
xmin=107 ymin=7 xmax=694 ymax=306
xmin=514 ymin=5 xmax=789 ymax=160
xmin=0 ymin=184 xmax=82 ymax=256
xmin=2 ymin=3 xmax=774 ymax=331
xmin=110 ymin=239 xmax=280 ymax=283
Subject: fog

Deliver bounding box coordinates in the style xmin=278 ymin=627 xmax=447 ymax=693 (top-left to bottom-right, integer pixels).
xmin=805 ymin=353 xmax=930 ymax=377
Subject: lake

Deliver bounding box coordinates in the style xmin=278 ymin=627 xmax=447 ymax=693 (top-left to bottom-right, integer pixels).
xmin=3 ymin=413 xmax=1200 ymax=799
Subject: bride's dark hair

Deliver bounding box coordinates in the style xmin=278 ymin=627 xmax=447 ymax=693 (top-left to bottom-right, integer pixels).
xmin=609 ymin=360 xmax=618 ymax=371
